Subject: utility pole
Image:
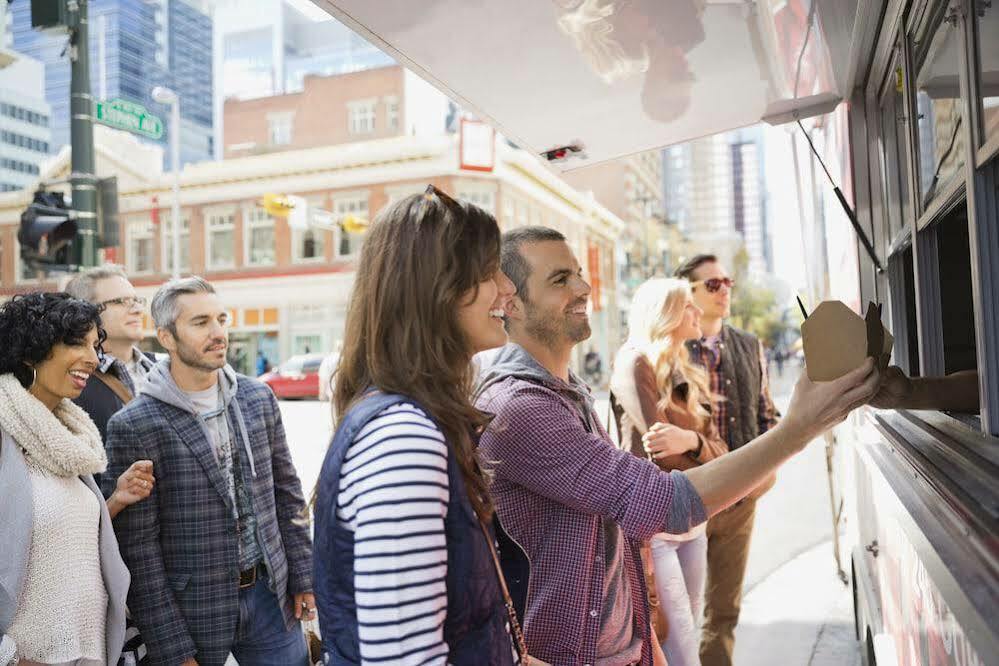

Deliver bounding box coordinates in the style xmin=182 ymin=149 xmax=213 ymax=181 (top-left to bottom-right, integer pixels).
xmin=68 ymin=0 xmax=99 ymax=267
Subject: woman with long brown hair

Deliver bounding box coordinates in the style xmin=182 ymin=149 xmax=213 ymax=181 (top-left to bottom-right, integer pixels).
xmin=312 ymin=186 xmax=524 ymax=665
xmin=610 ymin=277 xmax=728 ymax=666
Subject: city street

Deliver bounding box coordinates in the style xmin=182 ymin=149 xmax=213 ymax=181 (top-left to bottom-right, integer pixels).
xmin=277 ymin=364 xmax=861 ymax=665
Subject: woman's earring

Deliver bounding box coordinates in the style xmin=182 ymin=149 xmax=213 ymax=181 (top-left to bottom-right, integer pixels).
xmin=27 ymin=365 xmax=36 ymax=389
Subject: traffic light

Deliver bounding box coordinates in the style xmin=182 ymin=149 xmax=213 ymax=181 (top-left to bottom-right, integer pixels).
xmin=19 ymin=190 xmax=78 ymax=268
xmin=97 ymin=176 xmax=119 ymax=249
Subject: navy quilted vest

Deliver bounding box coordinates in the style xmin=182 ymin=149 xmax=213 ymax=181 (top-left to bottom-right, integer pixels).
xmin=313 ymin=391 xmax=514 ymax=665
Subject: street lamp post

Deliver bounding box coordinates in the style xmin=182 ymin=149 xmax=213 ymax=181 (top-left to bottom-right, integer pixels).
xmin=151 ymin=86 xmax=181 ymax=279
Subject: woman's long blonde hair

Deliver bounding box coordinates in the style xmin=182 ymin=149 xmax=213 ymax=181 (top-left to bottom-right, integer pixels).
xmin=626 ymin=278 xmax=716 ymax=426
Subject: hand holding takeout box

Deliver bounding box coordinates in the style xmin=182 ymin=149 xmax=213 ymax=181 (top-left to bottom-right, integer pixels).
xmin=801 ymin=301 xmax=893 ymax=382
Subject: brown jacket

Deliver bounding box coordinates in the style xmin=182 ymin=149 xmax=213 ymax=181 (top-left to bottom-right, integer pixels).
xmin=609 ymin=345 xmax=728 ymax=471
xmin=609 ymin=344 xmax=729 ymax=640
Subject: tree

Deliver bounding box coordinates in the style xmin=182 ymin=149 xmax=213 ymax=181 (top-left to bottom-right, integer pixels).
xmin=729 ymin=248 xmax=801 ymax=351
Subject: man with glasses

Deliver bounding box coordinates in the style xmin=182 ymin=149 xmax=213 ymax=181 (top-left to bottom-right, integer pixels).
xmin=66 ymin=265 xmax=156 ymax=441
xmin=674 ymin=254 xmax=779 ymax=666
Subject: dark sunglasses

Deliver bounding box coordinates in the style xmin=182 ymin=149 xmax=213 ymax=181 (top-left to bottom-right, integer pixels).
xmin=424 ymin=184 xmax=461 ymax=209
xmin=691 ymin=277 xmax=735 ymax=293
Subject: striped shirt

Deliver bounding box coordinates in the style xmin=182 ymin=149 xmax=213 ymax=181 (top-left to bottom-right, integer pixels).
xmin=336 ymin=403 xmax=450 ymax=666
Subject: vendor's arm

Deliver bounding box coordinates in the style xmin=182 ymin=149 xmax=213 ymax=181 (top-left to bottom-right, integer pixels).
xmin=872 ymin=366 xmax=979 ymax=412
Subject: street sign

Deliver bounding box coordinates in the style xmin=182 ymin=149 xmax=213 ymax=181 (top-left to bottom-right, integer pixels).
xmin=95 ymin=98 xmax=164 ymax=139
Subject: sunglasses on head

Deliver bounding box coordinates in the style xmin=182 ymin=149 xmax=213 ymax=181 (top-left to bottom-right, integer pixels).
xmin=692 ymin=277 xmax=735 ymax=293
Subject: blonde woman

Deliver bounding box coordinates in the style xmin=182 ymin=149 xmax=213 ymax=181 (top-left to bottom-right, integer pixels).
xmin=610 ymin=277 xmax=728 ymax=666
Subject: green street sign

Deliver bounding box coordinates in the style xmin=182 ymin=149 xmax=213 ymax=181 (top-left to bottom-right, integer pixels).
xmin=95 ymin=98 xmax=164 ymax=140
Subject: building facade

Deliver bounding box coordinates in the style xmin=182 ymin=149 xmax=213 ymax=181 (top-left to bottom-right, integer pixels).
xmin=0 ymin=129 xmax=624 ymax=375
xmin=211 ymin=0 xmax=394 ymax=159
xmin=0 ymin=53 xmax=52 ymax=192
xmin=8 ymin=0 xmax=213 ymax=167
xmin=223 ymin=64 xmax=449 ymax=158
xmin=663 ymin=126 xmax=772 ymax=276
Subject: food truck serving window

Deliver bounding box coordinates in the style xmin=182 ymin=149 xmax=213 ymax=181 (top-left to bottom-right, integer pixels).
xmin=910 ymin=4 xmax=967 ymax=211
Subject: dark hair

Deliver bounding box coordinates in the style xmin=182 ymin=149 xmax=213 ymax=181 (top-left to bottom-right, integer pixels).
xmin=334 ymin=188 xmax=500 ymax=521
xmin=674 ymin=253 xmax=718 ymax=281
xmin=501 ymin=226 xmax=567 ymax=302
xmin=0 ymin=292 xmax=106 ymax=388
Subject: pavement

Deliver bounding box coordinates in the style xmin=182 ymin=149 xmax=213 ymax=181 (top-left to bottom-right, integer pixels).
xmin=276 ymin=363 xmax=862 ymax=665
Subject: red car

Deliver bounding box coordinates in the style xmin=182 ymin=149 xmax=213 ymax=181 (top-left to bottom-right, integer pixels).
xmin=261 ymin=354 xmax=326 ymax=399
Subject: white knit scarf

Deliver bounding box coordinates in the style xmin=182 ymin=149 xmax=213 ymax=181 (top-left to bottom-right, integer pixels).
xmin=0 ymin=373 xmax=106 ymax=477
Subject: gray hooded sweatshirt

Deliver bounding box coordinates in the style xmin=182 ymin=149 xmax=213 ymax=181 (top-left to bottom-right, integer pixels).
xmin=142 ymin=359 xmax=264 ymax=570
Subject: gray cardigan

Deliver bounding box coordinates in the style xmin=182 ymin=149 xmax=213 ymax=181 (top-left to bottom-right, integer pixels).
xmin=0 ymin=430 xmax=129 ymax=666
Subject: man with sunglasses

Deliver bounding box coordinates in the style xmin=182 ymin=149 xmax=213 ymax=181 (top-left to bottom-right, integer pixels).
xmin=675 ymin=254 xmax=779 ymax=666
xmin=66 ymin=265 xmax=157 ymax=441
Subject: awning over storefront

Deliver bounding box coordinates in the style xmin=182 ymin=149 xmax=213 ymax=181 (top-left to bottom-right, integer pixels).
xmin=312 ymin=0 xmax=880 ymax=169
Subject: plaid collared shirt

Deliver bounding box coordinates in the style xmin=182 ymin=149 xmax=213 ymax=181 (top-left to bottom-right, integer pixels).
xmin=689 ymin=334 xmax=778 ymax=445
xmin=475 ymin=346 xmax=707 ymax=665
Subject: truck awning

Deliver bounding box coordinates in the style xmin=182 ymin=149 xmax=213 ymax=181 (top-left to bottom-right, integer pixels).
xmin=312 ymin=0 xmax=876 ymax=169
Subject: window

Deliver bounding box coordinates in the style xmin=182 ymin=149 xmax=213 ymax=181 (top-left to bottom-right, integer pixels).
xmin=244 ymin=206 xmax=275 ymax=266
xmin=267 ymin=112 xmax=294 ymax=146
xmin=879 ymin=63 xmax=913 ymax=238
xmin=127 ymin=219 xmax=156 ymax=274
xmin=384 ymin=95 xmax=400 ymax=132
xmin=976 ymin=3 xmax=999 ymax=151
xmin=936 ymin=206 xmax=977 ymax=375
xmin=913 ymin=12 xmax=965 ymax=208
xmin=457 ymin=187 xmax=497 ymax=215
xmin=206 ymin=209 xmax=236 ymax=270
xmin=347 ymin=99 xmax=376 ymax=135
xmin=335 ymin=194 xmax=369 ymax=257
xmin=161 ymin=212 xmax=191 ymax=273
xmin=293 ymin=228 xmax=325 ymax=263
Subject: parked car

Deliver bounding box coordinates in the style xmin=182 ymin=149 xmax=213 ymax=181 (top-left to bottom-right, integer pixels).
xmin=318 ymin=352 xmax=339 ymax=402
xmin=261 ymin=353 xmax=326 ymax=399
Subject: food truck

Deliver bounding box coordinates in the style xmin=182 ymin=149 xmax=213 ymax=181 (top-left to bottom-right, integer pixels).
xmin=313 ymin=1 xmax=998 ymax=663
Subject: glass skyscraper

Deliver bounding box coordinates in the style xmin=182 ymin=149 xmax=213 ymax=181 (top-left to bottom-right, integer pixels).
xmin=9 ymin=0 xmax=212 ymax=168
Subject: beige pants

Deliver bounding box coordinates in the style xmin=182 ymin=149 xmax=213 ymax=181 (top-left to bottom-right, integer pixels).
xmin=699 ymin=498 xmax=757 ymax=666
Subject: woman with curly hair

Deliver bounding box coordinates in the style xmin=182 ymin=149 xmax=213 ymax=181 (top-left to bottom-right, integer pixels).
xmin=609 ymin=278 xmax=729 ymax=666
xmin=0 ymin=292 xmax=131 ymax=666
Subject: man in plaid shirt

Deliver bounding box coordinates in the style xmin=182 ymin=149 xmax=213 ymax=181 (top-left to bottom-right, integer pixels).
xmin=676 ymin=254 xmax=780 ymax=666
xmin=476 ymin=227 xmax=711 ymax=666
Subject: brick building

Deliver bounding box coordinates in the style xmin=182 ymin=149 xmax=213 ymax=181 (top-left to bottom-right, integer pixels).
xmin=0 ymin=125 xmax=624 ymax=373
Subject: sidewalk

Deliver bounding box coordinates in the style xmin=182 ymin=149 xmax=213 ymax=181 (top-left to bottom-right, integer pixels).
xmin=734 ymin=539 xmax=861 ymax=666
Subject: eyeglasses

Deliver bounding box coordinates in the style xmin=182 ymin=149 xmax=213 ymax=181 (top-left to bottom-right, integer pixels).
xmin=691 ymin=277 xmax=735 ymax=293
xmin=99 ymin=296 xmax=147 ymax=309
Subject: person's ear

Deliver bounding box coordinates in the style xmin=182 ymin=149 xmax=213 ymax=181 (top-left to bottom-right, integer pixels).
xmin=156 ymin=327 xmax=177 ymax=353
xmin=505 ymin=295 xmax=525 ymax=322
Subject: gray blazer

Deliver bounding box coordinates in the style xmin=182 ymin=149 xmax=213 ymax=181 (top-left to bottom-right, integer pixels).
xmin=0 ymin=430 xmax=129 ymax=666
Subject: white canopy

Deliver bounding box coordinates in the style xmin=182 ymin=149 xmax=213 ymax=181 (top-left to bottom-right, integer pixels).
xmin=312 ymin=0 xmax=877 ymax=169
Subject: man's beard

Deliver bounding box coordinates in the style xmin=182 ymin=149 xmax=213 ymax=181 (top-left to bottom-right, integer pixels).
xmin=523 ymin=300 xmax=591 ymax=347
xmin=174 ymin=336 xmax=227 ymax=373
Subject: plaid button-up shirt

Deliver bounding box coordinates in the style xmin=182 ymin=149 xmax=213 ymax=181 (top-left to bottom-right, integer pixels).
xmin=689 ymin=334 xmax=778 ymax=445
xmin=476 ymin=345 xmax=707 ymax=665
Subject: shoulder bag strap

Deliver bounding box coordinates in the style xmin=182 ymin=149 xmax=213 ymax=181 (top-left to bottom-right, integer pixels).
xmin=479 ymin=519 xmax=531 ymax=665
xmin=93 ymin=370 xmax=135 ymax=405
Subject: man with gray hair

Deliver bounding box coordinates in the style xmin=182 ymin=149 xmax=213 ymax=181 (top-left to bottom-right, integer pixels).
xmin=66 ymin=264 xmax=156 ymax=441
xmin=103 ymin=276 xmax=314 ymax=666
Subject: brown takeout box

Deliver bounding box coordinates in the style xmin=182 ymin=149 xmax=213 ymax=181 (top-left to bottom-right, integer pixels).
xmin=801 ymin=301 xmax=893 ymax=381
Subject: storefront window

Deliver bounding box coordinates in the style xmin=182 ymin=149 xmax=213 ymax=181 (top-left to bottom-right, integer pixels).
xmin=976 ymin=1 xmax=999 ymax=150
xmin=913 ymin=12 xmax=966 ymax=208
